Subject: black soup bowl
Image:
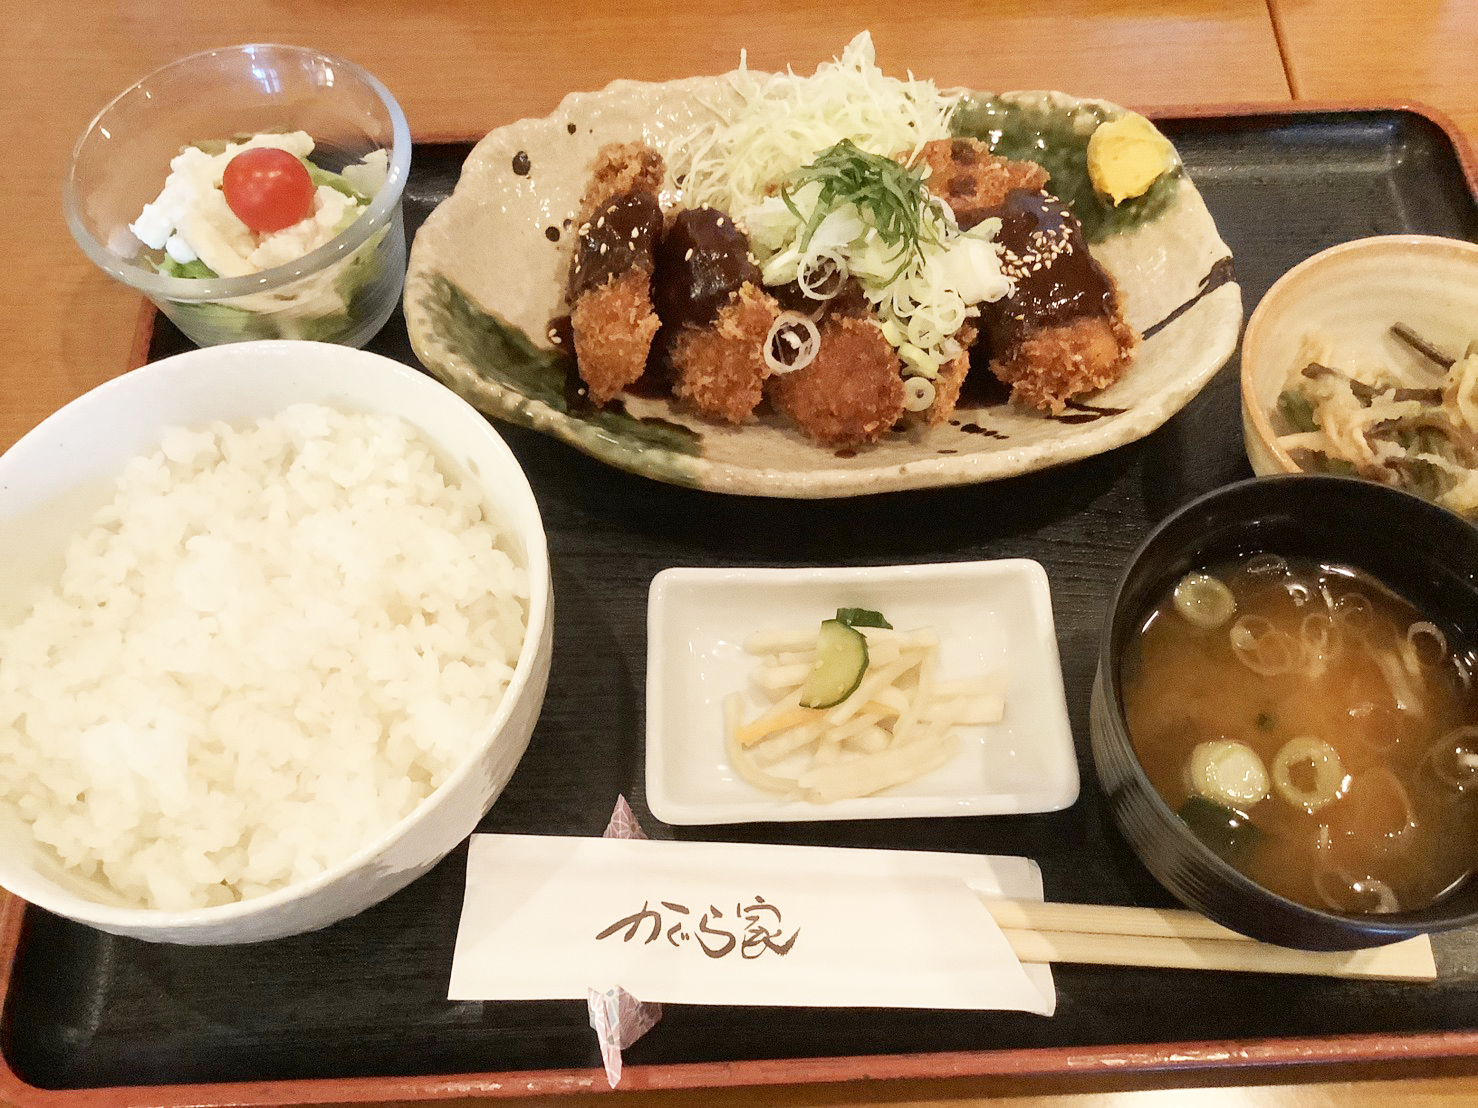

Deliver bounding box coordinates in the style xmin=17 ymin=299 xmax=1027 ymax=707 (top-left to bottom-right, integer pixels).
xmin=1091 ymin=474 xmax=1478 ymax=950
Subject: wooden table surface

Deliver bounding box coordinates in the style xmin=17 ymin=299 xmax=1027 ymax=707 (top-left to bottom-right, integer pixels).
xmin=3 ymin=1 xmax=1478 ymax=1105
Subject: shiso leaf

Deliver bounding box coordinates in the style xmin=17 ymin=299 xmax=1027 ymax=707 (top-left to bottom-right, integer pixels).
xmin=780 ymin=139 xmax=943 ymax=284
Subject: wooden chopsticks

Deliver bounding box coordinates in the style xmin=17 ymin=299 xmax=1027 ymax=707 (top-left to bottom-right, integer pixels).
xmin=975 ymin=896 xmax=1437 ymax=982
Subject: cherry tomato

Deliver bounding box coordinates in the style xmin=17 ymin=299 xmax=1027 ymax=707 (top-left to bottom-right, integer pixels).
xmin=221 ymin=147 xmax=315 ymax=233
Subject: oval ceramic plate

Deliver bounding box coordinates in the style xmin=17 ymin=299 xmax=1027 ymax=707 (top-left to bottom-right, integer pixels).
xmin=404 ymin=73 xmax=1242 ymax=498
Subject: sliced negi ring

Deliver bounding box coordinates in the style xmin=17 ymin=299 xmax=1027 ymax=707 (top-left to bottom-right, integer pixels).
xmin=1189 ymin=739 xmax=1270 ymax=808
xmin=1271 ymin=735 xmax=1349 ymax=814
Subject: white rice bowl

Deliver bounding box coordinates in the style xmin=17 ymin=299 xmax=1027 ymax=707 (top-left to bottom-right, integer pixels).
xmin=0 ymin=342 xmax=552 ymax=944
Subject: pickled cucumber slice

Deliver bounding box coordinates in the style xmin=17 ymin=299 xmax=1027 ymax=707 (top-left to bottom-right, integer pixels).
xmin=798 ymin=619 xmax=869 ymax=708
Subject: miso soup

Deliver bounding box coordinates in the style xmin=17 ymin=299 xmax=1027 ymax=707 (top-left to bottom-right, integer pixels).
xmin=1122 ymin=553 xmax=1478 ymax=915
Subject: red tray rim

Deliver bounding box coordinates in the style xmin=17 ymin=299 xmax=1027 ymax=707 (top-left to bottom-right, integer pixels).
xmin=9 ymin=98 xmax=1478 ymax=1107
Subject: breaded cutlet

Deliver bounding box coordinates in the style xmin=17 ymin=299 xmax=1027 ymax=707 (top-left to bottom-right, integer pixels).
xmin=769 ymin=315 xmax=905 ymax=447
xmin=669 ymin=283 xmax=782 ymax=423
xmin=570 ymin=269 xmax=662 ymax=405
xmin=566 ymin=143 xmax=666 ymax=405
xmin=916 ymin=138 xmax=1049 ymax=229
xmin=978 ymin=186 xmax=1139 ymax=412
xmin=989 ymin=311 xmax=1139 ymax=413
xmin=926 ymin=323 xmax=976 ymax=425
xmin=573 ymin=143 xmax=665 ymax=225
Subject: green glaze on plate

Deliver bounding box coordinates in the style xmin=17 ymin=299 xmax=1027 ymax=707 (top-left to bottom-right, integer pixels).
xmin=418 ymin=274 xmax=703 ymax=461
xmin=951 ymin=94 xmax=1182 ymax=243
xmin=421 ymin=274 xmax=572 ymax=408
xmin=404 ymin=71 xmax=1241 ymax=498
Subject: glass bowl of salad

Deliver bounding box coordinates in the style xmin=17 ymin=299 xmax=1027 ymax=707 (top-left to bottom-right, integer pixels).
xmin=64 ymin=44 xmax=411 ymax=348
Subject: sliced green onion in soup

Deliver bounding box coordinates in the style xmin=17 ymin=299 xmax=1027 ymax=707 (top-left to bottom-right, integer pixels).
xmin=1331 ymin=590 xmax=1377 ymax=635
xmin=1313 ymin=870 xmax=1401 ymax=915
xmin=1404 ymin=620 xmax=1448 ymax=672
xmin=1299 ymin=612 xmax=1343 ymax=677
xmin=1229 ymin=615 xmax=1301 ymax=676
xmin=1271 ymin=736 xmax=1350 ymax=814
xmin=1421 ymin=725 xmax=1478 ymax=793
xmin=1188 ymin=739 xmax=1270 ymax=807
xmin=1172 ymin=572 xmax=1236 ymax=629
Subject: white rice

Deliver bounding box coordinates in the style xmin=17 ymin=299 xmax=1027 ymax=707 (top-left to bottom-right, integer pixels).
xmin=0 ymin=404 xmax=529 ymax=911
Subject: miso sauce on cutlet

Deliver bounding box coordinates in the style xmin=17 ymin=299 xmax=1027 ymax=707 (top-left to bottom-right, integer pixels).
xmin=981 ymin=188 xmax=1116 ymax=354
xmin=568 ymin=190 xmax=662 ymax=297
xmin=651 ymin=207 xmax=760 ymax=328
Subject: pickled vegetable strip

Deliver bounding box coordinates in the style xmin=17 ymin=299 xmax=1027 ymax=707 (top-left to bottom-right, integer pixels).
xmin=727 ymin=612 xmax=1003 ymax=803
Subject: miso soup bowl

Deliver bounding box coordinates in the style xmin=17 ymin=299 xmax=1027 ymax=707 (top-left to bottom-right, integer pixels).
xmin=1091 ymin=474 xmax=1478 ymax=950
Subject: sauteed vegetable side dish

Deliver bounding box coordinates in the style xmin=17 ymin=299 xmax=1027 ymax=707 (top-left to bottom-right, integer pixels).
xmin=1275 ymin=323 xmax=1478 ymax=516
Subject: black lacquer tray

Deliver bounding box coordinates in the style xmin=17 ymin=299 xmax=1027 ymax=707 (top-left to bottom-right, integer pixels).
xmin=4 ymin=106 xmax=1478 ymax=1106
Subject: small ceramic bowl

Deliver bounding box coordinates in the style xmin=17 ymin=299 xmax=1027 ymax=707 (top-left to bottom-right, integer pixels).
xmin=65 ymin=45 xmax=411 ymax=349
xmin=0 ymin=342 xmax=551 ymax=943
xmin=1241 ymin=234 xmax=1478 ymax=481
xmin=1091 ymin=475 xmax=1478 ymax=950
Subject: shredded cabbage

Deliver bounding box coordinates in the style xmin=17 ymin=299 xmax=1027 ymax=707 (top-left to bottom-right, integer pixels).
xmin=672 ymin=32 xmax=959 ymax=216
xmin=667 ymin=34 xmax=1011 ymax=377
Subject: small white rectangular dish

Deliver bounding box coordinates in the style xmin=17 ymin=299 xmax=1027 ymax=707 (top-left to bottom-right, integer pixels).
xmin=645 ymin=560 xmax=1079 ymax=825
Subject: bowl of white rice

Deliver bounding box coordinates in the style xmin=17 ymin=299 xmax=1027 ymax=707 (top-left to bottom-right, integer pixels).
xmin=0 ymin=341 xmax=551 ymax=943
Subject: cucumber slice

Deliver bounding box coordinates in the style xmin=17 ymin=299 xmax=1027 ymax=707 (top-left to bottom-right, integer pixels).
xmin=798 ymin=619 xmax=869 ymax=709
